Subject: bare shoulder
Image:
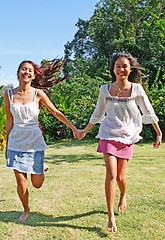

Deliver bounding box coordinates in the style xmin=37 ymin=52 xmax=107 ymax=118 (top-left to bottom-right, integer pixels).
xmin=4 ymin=90 xmax=8 ymax=97
xmin=4 ymin=90 xmax=10 ymax=109
xmin=4 ymin=89 xmax=11 ymax=99
xmin=37 ymin=89 xmax=48 ymax=98
xmin=4 ymin=87 xmax=20 ymax=99
xmin=37 ymin=89 xmax=50 ymax=104
xmin=36 ymin=89 xmax=55 ymax=110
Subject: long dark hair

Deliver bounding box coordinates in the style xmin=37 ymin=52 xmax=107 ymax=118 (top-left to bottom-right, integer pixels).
xmin=109 ymin=52 xmax=143 ymax=83
xmin=17 ymin=58 xmax=67 ymax=89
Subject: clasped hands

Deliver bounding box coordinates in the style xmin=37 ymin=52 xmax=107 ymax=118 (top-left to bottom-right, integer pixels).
xmin=73 ymin=129 xmax=86 ymax=140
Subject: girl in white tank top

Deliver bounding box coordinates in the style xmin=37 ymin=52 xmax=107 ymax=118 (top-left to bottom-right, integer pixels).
xmin=4 ymin=59 xmax=80 ymax=223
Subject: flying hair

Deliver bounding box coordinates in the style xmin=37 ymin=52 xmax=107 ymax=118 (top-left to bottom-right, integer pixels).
xmin=17 ymin=58 xmax=68 ymax=89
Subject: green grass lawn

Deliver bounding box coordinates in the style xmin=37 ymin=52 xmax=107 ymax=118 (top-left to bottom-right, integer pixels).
xmin=0 ymin=139 xmax=164 ymax=240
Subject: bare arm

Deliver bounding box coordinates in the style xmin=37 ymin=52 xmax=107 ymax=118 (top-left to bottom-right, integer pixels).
xmin=77 ymin=123 xmax=95 ymax=140
xmin=37 ymin=90 xmax=78 ymax=137
xmin=152 ymin=122 xmax=162 ymax=148
xmin=4 ymin=91 xmax=14 ymax=158
xmin=84 ymin=123 xmax=94 ymax=135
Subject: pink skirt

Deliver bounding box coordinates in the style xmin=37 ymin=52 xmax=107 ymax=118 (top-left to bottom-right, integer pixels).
xmin=97 ymin=140 xmax=134 ymax=159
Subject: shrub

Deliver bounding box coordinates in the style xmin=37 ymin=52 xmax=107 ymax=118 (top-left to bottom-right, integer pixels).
xmin=39 ymin=70 xmax=165 ymax=142
xmin=141 ymin=68 xmax=165 ymax=141
xmin=39 ymin=76 xmax=107 ymax=141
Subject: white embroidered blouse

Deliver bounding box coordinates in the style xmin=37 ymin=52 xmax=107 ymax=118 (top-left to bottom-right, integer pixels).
xmin=89 ymin=83 xmax=159 ymax=144
xmin=7 ymin=89 xmax=48 ymax=152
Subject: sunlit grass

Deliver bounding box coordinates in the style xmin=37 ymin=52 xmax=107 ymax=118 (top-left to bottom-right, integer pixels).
xmin=0 ymin=140 xmax=164 ymax=239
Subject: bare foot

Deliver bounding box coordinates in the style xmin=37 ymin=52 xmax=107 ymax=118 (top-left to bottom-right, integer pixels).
xmin=18 ymin=209 xmax=30 ymax=223
xmin=107 ymin=214 xmax=117 ymax=232
xmin=118 ymin=194 xmax=126 ymax=213
xmin=44 ymin=163 xmax=49 ymax=172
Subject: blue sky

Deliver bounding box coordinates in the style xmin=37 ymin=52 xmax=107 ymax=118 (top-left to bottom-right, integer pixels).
xmin=0 ymin=0 xmax=99 ymax=87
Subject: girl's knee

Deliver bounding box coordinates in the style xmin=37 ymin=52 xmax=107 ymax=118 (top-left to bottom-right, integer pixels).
xmin=116 ymin=174 xmax=126 ymax=183
xmin=31 ymin=175 xmax=44 ymax=188
xmin=106 ymin=172 xmax=117 ymax=181
xmin=32 ymin=181 xmax=43 ymax=188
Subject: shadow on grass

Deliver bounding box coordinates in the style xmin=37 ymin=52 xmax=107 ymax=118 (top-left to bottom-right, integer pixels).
xmin=47 ymin=139 xmax=99 ymax=149
xmin=0 ymin=210 xmax=108 ymax=238
xmin=45 ymin=153 xmax=103 ymax=165
xmin=45 ymin=139 xmax=104 ymax=165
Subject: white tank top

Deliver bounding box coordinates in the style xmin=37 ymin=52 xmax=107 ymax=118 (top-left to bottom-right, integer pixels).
xmin=7 ymin=89 xmax=48 ymax=152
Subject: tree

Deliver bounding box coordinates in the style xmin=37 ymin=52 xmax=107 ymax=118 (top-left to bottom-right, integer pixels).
xmin=64 ymin=0 xmax=165 ymax=85
xmin=62 ymin=0 xmax=165 ymax=141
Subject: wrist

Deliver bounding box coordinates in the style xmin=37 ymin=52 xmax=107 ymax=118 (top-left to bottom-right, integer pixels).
xmin=71 ymin=126 xmax=76 ymax=132
xmin=84 ymin=128 xmax=88 ymax=134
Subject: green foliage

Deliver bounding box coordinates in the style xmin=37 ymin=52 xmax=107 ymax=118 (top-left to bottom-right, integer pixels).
xmin=0 ymin=99 xmax=7 ymax=149
xmin=0 ymin=84 xmax=13 ymax=107
xmin=64 ymin=0 xmax=165 ymax=86
xmin=39 ymin=66 xmax=164 ymax=142
xmin=0 ymin=133 xmax=6 ymax=150
xmin=141 ymin=67 xmax=165 ymax=140
xmin=0 ymin=85 xmax=13 ymax=141
xmin=2 ymin=1 xmax=165 ymax=143
xmin=39 ymin=76 xmax=108 ymax=141
xmin=62 ymin=0 xmax=164 ymax=142
xmin=0 ymin=105 xmax=6 ymax=138
xmin=0 ymin=104 xmax=6 ymax=150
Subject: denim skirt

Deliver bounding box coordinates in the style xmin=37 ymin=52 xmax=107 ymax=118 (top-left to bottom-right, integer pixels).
xmin=7 ymin=149 xmax=44 ymax=174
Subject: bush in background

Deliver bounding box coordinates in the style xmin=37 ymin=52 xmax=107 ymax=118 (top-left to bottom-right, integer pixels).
xmin=141 ymin=67 xmax=165 ymax=141
xmin=39 ymin=70 xmax=164 ymax=142
xmin=39 ymin=76 xmax=107 ymax=142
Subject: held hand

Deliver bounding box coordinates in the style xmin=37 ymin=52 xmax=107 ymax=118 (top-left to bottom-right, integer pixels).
xmin=153 ymin=135 xmax=162 ymax=148
xmin=72 ymin=128 xmax=85 ymax=139
xmin=77 ymin=130 xmax=87 ymax=140
xmin=73 ymin=129 xmax=87 ymax=140
xmin=76 ymin=123 xmax=93 ymax=140
xmin=73 ymin=128 xmax=79 ymax=139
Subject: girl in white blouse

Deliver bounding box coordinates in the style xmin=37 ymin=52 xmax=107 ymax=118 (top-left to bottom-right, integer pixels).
xmin=4 ymin=59 xmax=79 ymax=223
xmin=78 ymin=52 xmax=162 ymax=232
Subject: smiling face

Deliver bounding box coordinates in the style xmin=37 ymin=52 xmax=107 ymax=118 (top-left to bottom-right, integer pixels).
xmin=113 ymin=57 xmax=132 ymax=82
xmin=17 ymin=62 xmax=35 ymax=84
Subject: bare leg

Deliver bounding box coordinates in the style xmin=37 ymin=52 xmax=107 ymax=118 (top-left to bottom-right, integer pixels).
xmin=116 ymin=158 xmax=128 ymax=213
xmin=14 ymin=170 xmax=30 ymax=223
xmin=14 ymin=170 xmax=44 ymax=223
xmin=104 ymin=153 xmax=117 ymax=232
xmin=31 ymin=174 xmax=44 ymax=188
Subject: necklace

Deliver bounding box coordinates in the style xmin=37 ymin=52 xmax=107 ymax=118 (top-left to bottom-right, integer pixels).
xmin=114 ymin=82 xmax=129 ymax=97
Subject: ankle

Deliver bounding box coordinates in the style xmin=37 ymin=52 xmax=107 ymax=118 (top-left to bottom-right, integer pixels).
xmin=24 ymin=207 xmax=30 ymax=212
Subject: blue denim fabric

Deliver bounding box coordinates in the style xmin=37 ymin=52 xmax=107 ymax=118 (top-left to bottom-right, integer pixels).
xmin=7 ymin=150 xmax=44 ymax=174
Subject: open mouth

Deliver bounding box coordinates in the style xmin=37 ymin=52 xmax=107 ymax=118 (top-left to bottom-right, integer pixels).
xmin=22 ymin=74 xmax=31 ymax=79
